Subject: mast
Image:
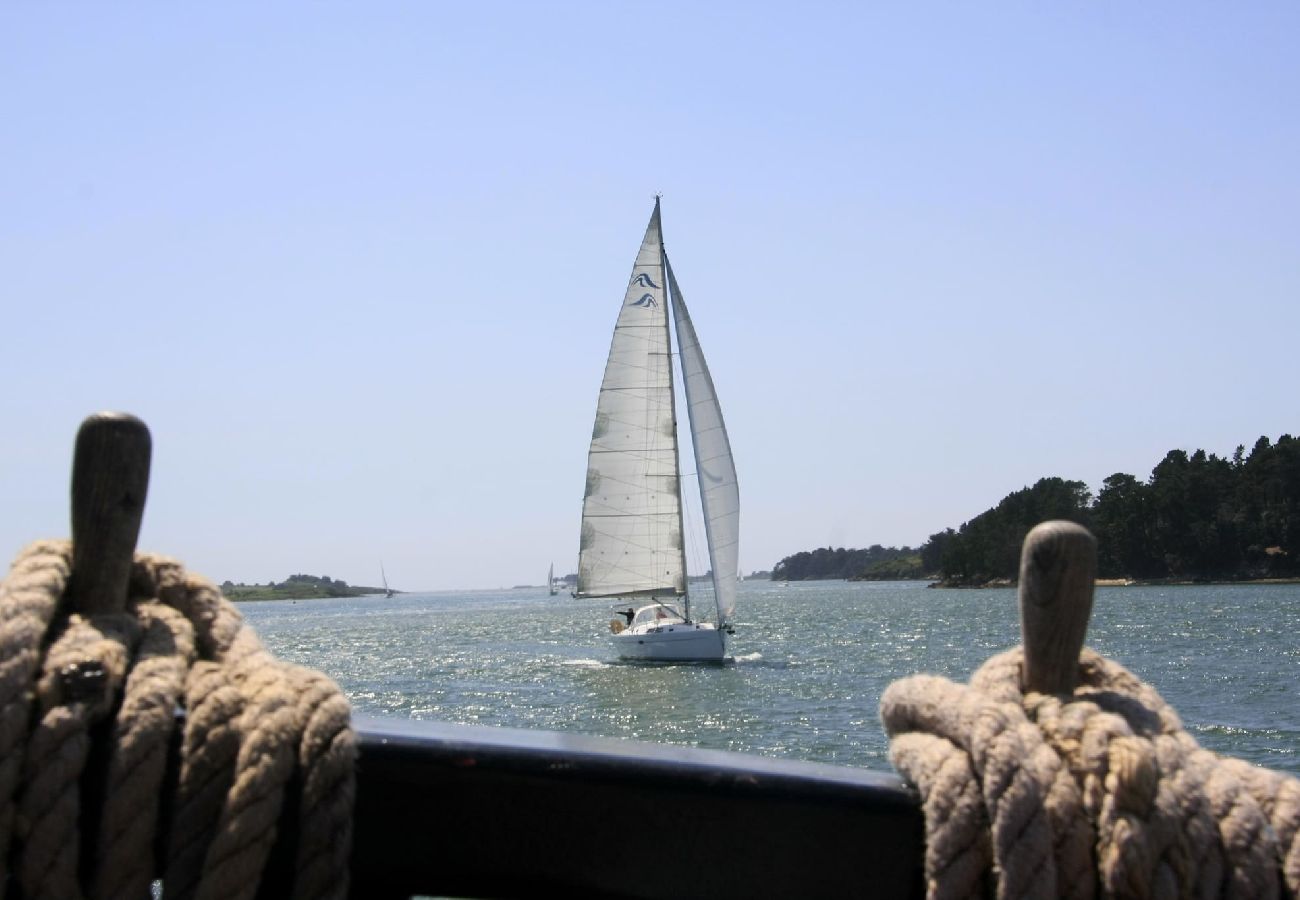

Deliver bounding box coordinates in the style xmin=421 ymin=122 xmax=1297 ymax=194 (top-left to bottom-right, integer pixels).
xmin=658 ymin=197 xmax=692 ymax=623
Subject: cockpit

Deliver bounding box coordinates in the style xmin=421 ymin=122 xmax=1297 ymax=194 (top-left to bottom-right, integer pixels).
xmin=632 ymin=603 xmax=685 ymax=628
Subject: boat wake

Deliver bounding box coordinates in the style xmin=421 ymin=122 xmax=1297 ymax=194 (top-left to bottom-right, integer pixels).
xmin=732 ymin=653 xmax=791 ymax=669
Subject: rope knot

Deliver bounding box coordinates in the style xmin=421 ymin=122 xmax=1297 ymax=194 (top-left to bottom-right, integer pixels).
xmin=1107 ymin=736 xmax=1158 ymax=820
xmin=0 ymin=540 xmax=356 ymax=900
xmin=883 ymin=645 xmax=1300 ymax=899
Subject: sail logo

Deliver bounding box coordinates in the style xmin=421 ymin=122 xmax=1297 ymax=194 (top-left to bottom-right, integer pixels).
xmin=631 ymin=273 xmax=661 ymax=289
xmin=631 ymin=293 xmax=658 ymax=308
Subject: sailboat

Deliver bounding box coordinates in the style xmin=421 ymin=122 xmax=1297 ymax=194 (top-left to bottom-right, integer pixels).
xmin=576 ymin=198 xmax=739 ymax=662
xmin=548 ymin=562 xmax=558 ymax=596
xmin=381 ymin=563 xmax=394 ymax=598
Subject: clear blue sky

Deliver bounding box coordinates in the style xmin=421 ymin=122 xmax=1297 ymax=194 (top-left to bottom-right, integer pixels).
xmin=2 ymin=3 xmax=1296 ymax=590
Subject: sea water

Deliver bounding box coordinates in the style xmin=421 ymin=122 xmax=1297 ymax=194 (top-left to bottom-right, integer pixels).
xmin=241 ymin=579 xmax=1299 ymax=776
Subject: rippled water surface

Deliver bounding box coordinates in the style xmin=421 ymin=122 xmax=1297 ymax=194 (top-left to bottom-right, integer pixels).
xmin=241 ymin=580 xmax=1299 ymax=775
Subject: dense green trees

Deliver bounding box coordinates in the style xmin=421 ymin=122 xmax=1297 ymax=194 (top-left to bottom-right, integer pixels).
xmin=931 ymin=435 xmax=1300 ymax=584
xmin=221 ymin=574 xmax=384 ymax=601
xmin=934 ymin=478 xmax=1091 ymax=584
xmin=769 ymin=434 xmax=1299 ymax=585
xmin=772 ymin=544 xmax=917 ymax=581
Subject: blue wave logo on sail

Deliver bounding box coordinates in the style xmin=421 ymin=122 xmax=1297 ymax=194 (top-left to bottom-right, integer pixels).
xmin=631 ymin=293 xmax=657 ymax=308
xmin=631 ymin=273 xmax=660 ymax=289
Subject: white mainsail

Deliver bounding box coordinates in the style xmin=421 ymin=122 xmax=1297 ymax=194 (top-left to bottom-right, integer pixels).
xmin=668 ymin=257 xmax=740 ymax=626
xmin=576 ymin=201 xmax=686 ymax=599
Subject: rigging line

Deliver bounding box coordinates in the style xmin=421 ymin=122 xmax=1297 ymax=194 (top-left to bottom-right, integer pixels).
xmin=583 ymin=506 xmax=678 ymax=519
xmin=679 ymin=473 xmax=710 ymax=588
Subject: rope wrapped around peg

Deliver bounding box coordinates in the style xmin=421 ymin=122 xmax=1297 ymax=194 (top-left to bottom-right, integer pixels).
xmin=881 ymin=645 xmax=1300 ymax=900
xmin=0 ymin=539 xmax=355 ymax=900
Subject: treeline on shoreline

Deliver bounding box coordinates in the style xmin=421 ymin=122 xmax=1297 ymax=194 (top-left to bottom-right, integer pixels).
xmin=222 ymin=573 xmax=386 ymax=602
xmin=771 ymin=434 xmax=1300 ymax=586
xmin=772 ymin=545 xmax=923 ymax=581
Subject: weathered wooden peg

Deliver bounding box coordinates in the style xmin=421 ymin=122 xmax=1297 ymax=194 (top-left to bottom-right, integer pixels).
xmin=67 ymin=412 xmax=152 ymax=616
xmin=1018 ymin=520 xmax=1097 ymax=694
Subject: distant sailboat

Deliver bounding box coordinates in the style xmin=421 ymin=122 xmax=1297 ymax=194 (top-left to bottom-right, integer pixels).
xmin=575 ymin=199 xmax=739 ymax=662
xmin=381 ymin=563 xmax=394 ymax=598
xmin=548 ymin=563 xmax=558 ymax=596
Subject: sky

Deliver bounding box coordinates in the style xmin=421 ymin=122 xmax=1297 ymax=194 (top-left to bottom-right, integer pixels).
xmin=2 ymin=3 xmax=1297 ymax=591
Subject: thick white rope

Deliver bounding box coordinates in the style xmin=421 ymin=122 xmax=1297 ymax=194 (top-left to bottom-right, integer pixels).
xmin=0 ymin=540 xmax=356 ymax=900
xmin=883 ymin=647 xmax=1299 ymax=900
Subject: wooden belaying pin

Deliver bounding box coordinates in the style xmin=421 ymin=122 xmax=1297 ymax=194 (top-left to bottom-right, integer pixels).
xmin=1018 ymin=520 xmax=1096 ymax=695
xmin=67 ymin=412 xmax=152 ymax=616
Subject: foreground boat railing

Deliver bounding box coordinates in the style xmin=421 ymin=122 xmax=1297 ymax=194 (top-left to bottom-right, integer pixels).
xmin=347 ymin=715 xmax=924 ymax=899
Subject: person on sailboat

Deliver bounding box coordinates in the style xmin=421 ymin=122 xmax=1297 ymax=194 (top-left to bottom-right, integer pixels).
xmin=620 ymin=607 xmax=635 ymax=626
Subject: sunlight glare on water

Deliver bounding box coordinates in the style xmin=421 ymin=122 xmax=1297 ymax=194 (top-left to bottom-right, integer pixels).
xmin=242 ymin=579 xmax=1299 ymax=774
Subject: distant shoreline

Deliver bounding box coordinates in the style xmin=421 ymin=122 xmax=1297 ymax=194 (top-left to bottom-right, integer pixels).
xmin=928 ymin=576 xmax=1300 ymax=590
xmin=224 ymin=585 xmax=390 ymax=602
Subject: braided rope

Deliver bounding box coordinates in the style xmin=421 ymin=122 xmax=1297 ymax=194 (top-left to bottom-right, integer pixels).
xmin=882 ymin=646 xmax=1300 ymax=900
xmin=93 ymin=602 xmax=195 ymax=900
xmin=0 ymin=541 xmax=69 ymax=900
xmin=0 ymin=541 xmax=356 ymax=900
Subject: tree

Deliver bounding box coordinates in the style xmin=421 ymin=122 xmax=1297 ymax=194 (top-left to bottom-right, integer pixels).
xmin=1093 ymin=473 xmax=1156 ymax=577
xmin=929 ymin=477 xmax=1092 ymax=583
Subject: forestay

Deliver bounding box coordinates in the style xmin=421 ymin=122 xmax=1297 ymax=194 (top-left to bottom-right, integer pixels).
xmin=668 ymin=257 xmax=740 ymax=625
xmin=577 ymin=203 xmax=686 ymax=599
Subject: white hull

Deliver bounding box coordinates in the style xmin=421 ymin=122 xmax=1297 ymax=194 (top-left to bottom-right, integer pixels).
xmin=611 ymin=621 xmax=727 ymax=662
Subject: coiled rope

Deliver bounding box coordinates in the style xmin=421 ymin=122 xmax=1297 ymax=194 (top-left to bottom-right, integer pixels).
xmin=0 ymin=539 xmax=355 ymax=900
xmin=880 ymin=521 xmax=1299 ymax=900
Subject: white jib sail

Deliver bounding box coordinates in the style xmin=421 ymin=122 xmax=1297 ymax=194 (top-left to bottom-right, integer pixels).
xmin=577 ymin=201 xmax=686 ymax=599
xmin=667 ymin=256 xmax=739 ymax=626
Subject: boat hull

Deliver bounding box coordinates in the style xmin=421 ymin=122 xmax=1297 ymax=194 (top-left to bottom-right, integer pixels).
xmin=612 ymin=621 xmax=727 ymax=661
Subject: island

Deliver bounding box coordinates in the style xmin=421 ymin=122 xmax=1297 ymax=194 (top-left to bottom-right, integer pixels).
xmin=220 ymin=573 xmax=389 ymax=602
xmin=765 ymin=434 xmax=1299 ymax=588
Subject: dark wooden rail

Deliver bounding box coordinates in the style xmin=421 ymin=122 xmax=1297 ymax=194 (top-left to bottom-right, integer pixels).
xmin=348 ymin=716 xmax=924 ymax=898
